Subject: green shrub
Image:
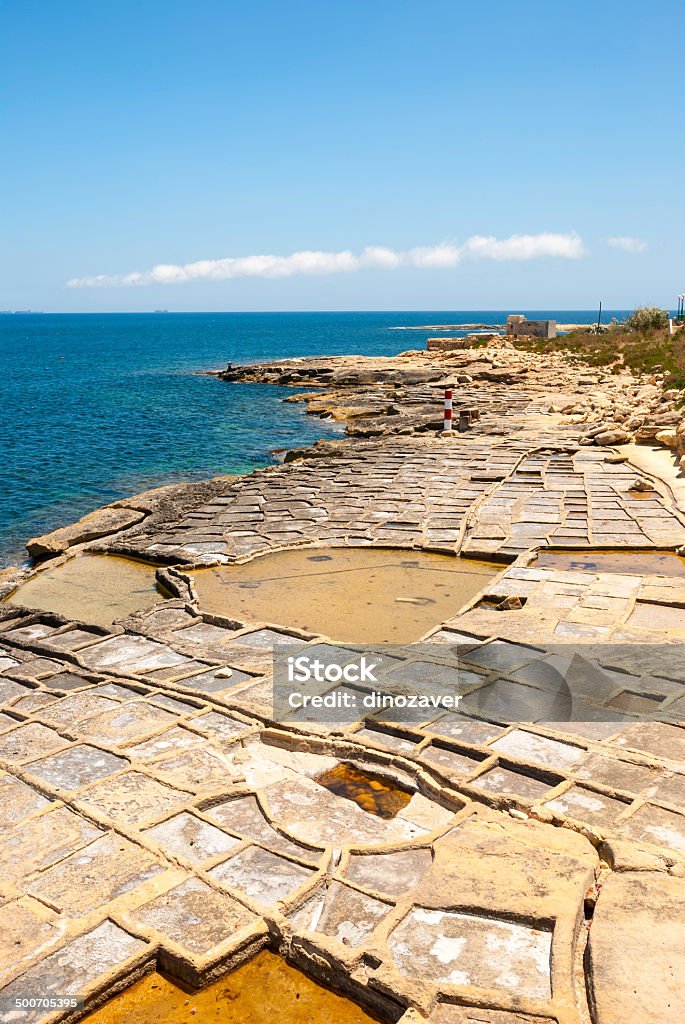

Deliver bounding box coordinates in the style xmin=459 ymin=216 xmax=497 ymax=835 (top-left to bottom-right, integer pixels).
xmin=626 ymin=306 xmax=669 ymax=331
xmin=511 ymin=322 xmax=685 ymax=391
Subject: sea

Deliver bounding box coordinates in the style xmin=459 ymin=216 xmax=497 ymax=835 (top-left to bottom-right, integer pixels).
xmin=0 ymin=310 xmax=629 ymax=567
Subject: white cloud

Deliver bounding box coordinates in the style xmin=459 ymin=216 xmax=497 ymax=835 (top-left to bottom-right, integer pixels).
xmin=67 ymin=232 xmax=585 ymax=287
xmin=462 ymin=232 xmax=585 ymax=261
xmin=406 ymin=243 xmax=463 ymax=268
xmin=607 ymin=235 xmax=648 ymax=253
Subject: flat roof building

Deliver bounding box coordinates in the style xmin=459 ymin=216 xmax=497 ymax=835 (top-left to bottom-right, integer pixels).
xmin=505 ymin=314 xmax=557 ymax=339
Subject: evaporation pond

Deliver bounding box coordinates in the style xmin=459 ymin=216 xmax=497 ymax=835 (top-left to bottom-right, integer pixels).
xmin=534 ymin=549 xmax=685 ymax=577
xmin=83 ymin=950 xmax=385 ymax=1024
xmin=4 ymin=554 xmax=167 ymax=627
xmin=192 ymin=548 xmax=500 ymax=642
xmin=315 ymin=763 xmax=413 ymax=819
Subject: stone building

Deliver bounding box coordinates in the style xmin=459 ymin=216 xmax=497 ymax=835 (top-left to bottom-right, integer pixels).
xmin=505 ymin=314 xmax=557 ymax=339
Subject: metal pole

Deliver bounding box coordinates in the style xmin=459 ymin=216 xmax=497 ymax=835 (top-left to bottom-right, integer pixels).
xmin=443 ymin=388 xmax=453 ymax=433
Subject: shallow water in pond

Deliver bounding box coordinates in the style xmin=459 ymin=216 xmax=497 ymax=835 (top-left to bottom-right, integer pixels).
xmin=193 ymin=548 xmax=499 ymax=642
xmin=534 ymin=549 xmax=685 ymax=577
xmin=83 ymin=950 xmax=386 ymax=1024
xmin=4 ymin=553 xmax=166 ymax=627
xmin=315 ymin=763 xmax=413 ymax=819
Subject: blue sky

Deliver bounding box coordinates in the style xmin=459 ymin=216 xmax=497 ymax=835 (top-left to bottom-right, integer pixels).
xmin=2 ymin=0 xmax=683 ymax=311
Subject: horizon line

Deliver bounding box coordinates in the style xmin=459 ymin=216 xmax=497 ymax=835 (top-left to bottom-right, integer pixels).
xmin=0 ymin=306 xmax=648 ymax=317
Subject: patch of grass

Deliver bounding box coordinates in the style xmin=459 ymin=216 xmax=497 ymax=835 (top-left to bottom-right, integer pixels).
xmin=513 ymin=324 xmax=685 ymax=391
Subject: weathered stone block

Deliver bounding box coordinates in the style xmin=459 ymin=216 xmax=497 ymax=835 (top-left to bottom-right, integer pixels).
xmin=489 ymin=729 xmax=584 ymax=770
xmin=0 ymin=773 xmax=52 ymax=826
xmin=0 ymin=806 xmax=103 ymax=883
xmin=0 ymin=921 xmax=147 ymax=1022
xmin=128 ymin=877 xmax=260 ymax=955
xmin=543 ymin=785 xmax=628 ymax=827
xmin=292 ymin=880 xmax=389 ymax=948
xmin=588 ymin=872 xmax=685 ymax=1023
xmin=145 ymin=811 xmax=240 ymax=865
xmin=619 ymin=803 xmax=685 ymax=855
xmin=389 ymin=907 xmax=552 ymax=998
xmin=27 ymin=832 xmax=163 ymax=914
xmin=24 ymin=744 xmax=127 ymax=791
xmin=345 ymin=848 xmax=431 ymax=897
xmin=0 ymin=722 xmax=69 ymax=764
xmin=76 ymin=770 xmax=188 ymax=826
xmin=210 ymin=845 xmax=314 ymax=907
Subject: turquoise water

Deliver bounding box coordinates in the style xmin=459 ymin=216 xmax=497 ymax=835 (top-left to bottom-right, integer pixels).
xmin=0 ymin=310 xmax=624 ymax=566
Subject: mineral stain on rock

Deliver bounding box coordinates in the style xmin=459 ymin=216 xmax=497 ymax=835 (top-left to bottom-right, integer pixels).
xmin=314 ymin=763 xmax=413 ymax=819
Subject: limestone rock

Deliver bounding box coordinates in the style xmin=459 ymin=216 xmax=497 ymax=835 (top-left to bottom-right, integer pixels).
xmin=586 ymin=422 xmax=619 ymax=438
xmin=635 ymin=425 xmax=662 ymax=441
xmin=655 ymin=428 xmax=678 ymax=448
xmin=27 ymin=506 xmax=146 ymax=560
xmin=0 ymin=564 xmax=32 ymax=599
xmin=629 ymin=477 xmax=656 ymax=492
xmin=593 ymin=428 xmax=631 ymax=445
xmin=587 ymin=872 xmax=685 ymax=1023
xmin=677 ymin=421 xmax=685 ymax=456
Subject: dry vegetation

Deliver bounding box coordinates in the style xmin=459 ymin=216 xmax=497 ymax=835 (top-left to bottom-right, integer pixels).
xmin=513 ymin=308 xmax=685 ymax=392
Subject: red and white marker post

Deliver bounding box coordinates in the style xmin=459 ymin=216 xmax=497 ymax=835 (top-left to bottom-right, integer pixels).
xmin=443 ymin=388 xmax=453 ymax=433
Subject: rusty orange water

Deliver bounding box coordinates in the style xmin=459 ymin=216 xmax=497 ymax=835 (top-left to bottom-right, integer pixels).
xmin=315 ymin=763 xmax=413 ymax=819
xmin=83 ymin=951 xmax=386 ymax=1024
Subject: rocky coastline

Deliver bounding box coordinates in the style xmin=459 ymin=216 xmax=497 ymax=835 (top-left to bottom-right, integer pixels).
xmin=213 ymin=336 xmax=685 ymax=457
xmin=1 ymin=338 xmax=685 ymax=1024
